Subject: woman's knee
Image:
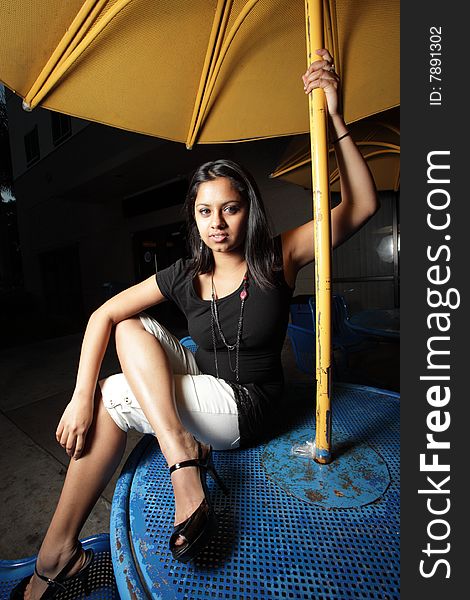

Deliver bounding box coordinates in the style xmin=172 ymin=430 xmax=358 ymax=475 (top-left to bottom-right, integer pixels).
xmin=114 ymin=316 xmax=145 ymax=349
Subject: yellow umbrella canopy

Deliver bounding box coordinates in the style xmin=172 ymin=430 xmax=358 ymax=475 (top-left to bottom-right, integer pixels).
xmin=271 ymin=107 xmax=400 ymax=191
xmin=0 ymin=0 xmax=399 ymax=146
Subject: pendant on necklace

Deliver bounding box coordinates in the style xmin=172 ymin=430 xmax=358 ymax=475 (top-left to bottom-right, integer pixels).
xmin=240 ymin=274 xmax=248 ymax=300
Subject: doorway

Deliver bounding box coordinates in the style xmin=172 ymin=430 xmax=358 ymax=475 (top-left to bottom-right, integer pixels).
xmin=133 ymin=222 xmax=189 ymax=337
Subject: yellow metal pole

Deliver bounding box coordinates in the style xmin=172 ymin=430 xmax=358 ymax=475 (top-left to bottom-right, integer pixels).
xmin=305 ymin=0 xmax=332 ymax=464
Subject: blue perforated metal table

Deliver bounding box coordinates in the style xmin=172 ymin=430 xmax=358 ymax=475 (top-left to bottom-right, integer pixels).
xmin=111 ymin=383 xmax=400 ymax=600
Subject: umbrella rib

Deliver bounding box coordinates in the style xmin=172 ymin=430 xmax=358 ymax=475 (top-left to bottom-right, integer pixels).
xmin=357 ymin=141 xmax=400 ymax=151
xmin=394 ymin=171 xmax=401 ymax=192
xmin=272 ymin=142 xmax=399 ymax=179
xmin=363 ymin=148 xmax=400 ymax=157
xmin=271 ymin=156 xmax=312 ymax=179
xmin=185 ymin=0 xmax=232 ymax=149
xmin=24 ymin=0 xmax=103 ymax=108
xmin=329 ymin=148 xmax=400 ymax=184
xmin=186 ymin=0 xmax=261 ymax=148
xmin=25 ymin=0 xmax=133 ymax=110
xmin=53 ymin=1 xmax=110 ymax=78
xmin=272 ymin=144 xmax=399 ymax=186
xmin=376 ymin=121 xmax=400 ymax=137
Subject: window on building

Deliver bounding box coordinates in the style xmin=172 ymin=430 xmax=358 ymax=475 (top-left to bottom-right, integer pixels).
xmin=51 ymin=111 xmax=72 ymax=145
xmin=24 ymin=125 xmax=40 ymax=165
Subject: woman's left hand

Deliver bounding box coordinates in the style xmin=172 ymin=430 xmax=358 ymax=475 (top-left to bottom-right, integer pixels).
xmin=302 ymin=48 xmax=340 ymax=116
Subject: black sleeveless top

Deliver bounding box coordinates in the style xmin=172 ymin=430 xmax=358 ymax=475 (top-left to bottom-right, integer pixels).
xmin=155 ymin=238 xmax=293 ymax=446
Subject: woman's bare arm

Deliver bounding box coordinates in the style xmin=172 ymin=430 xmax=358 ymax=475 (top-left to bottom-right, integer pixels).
xmin=73 ymin=275 xmax=166 ymax=399
xmin=56 ymin=275 xmax=166 ymax=459
xmin=282 ymin=49 xmax=379 ymax=277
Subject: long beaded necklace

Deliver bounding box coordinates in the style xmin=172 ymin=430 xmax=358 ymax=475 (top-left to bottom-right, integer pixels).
xmin=210 ymin=272 xmax=249 ymax=382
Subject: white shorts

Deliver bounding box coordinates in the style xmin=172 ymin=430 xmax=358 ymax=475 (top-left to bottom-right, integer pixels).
xmin=99 ymin=314 xmax=241 ymax=450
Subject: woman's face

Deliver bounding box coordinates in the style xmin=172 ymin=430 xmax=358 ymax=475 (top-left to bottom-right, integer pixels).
xmin=194 ymin=177 xmax=249 ymax=255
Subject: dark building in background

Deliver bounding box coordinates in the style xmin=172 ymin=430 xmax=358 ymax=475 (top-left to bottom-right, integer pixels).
xmin=4 ymin=89 xmax=399 ymax=346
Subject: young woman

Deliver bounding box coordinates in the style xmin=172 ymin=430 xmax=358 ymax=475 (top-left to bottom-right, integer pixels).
xmin=12 ymin=49 xmax=378 ymax=599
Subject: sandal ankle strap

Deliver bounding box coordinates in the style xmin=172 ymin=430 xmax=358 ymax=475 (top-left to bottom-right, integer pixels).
xmin=169 ymin=458 xmax=206 ymax=474
xmin=34 ymin=542 xmax=83 ymax=590
xmin=34 ymin=569 xmax=67 ymax=592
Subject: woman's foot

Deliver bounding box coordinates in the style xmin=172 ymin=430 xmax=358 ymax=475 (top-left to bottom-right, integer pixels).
xmin=163 ymin=434 xmax=208 ymax=547
xmin=21 ymin=543 xmax=88 ymax=600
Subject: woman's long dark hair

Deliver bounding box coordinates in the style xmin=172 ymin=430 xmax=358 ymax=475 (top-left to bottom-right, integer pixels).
xmin=183 ymin=159 xmax=280 ymax=290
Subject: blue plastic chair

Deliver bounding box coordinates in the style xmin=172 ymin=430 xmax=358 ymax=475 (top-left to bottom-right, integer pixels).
xmin=306 ymin=295 xmax=377 ymax=379
xmin=179 ymin=336 xmax=198 ymax=354
xmin=287 ymin=323 xmax=316 ymax=375
xmin=287 ymin=323 xmax=344 ymax=378
xmin=289 ymin=298 xmax=314 ymax=330
xmin=0 ymin=535 xmax=118 ymax=598
xmin=309 ymin=295 xmax=369 ymax=350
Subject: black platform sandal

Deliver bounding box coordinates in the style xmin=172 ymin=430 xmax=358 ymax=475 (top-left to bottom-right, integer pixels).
xmin=169 ymin=441 xmax=228 ymax=563
xmin=10 ymin=543 xmax=94 ymax=599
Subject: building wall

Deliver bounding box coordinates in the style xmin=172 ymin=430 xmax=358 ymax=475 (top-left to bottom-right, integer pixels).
xmin=6 ymin=91 xmax=89 ymax=180
xmin=6 ymin=93 xmax=165 ymax=313
xmin=6 ymin=92 xmax=398 ymax=328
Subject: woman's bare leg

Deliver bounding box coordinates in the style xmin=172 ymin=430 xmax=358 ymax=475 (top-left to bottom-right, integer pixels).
xmin=24 ymin=315 xmax=205 ymax=598
xmin=114 ymin=318 xmax=205 ymax=537
xmin=24 ymin=394 xmax=127 ymax=600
